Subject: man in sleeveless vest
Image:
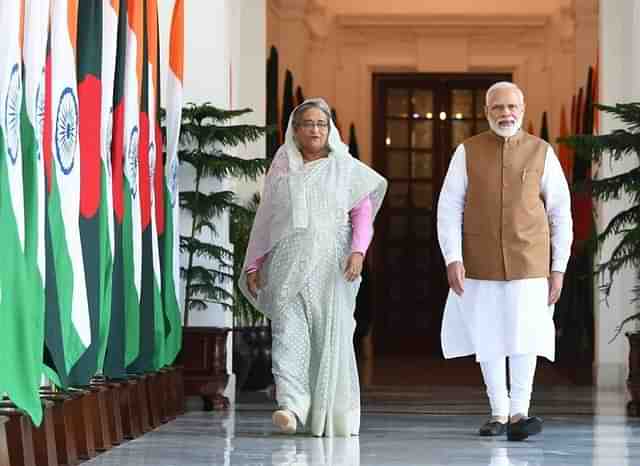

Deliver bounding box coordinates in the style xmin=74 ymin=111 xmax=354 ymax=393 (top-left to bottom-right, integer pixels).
xmin=437 ymin=82 xmax=573 ymax=441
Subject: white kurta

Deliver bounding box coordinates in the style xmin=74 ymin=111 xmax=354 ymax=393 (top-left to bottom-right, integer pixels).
xmin=437 ymin=143 xmax=573 ymax=362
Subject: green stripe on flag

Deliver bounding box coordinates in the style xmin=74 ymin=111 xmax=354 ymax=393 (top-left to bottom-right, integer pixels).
xmin=123 ymin=178 xmax=140 ymax=366
xmin=97 ymin=160 xmax=113 ymax=373
xmin=163 ymin=185 xmax=181 ymax=365
xmin=47 ymin=164 xmax=87 ymax=375
xmin=0 ymin=126 xmax=44 ymax=426
xmin=152 ymin=278 xmax=164 ymax=370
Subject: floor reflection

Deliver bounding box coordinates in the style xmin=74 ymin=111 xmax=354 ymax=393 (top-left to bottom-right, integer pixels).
xmin=485 ymin=446 xmax=543 ymax=466
xmin=84 ymin=385 xmax=640 ymax=466
xmin=270 ymin=437 xmax=360 ymax=466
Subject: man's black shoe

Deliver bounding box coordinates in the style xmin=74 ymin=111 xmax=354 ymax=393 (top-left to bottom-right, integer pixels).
xmin=479 ymin=420 xmax=507 ymax=436
xmin=507 ymin=416 xmax=543 ymax=441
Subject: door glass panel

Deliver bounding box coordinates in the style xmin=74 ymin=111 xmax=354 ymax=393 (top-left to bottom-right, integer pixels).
xmin=414 ymin=90 xmax=434 ymax=117
xmin=389 ymin=215 xmax=409 ymax=240
xmin=386 ymin=120 xmax=409 ymax=148
xmin=412 ymin=121 xmax=433 ymax=149
xmin=388 ymin=182 xmax=409 ymax=208
xmin=477 ymin=119 xmax=489 ymax=134
xmin=387 ymin=247 xmax=404 ymax=269
xmin=387 ymin=151 xmax=410 ymax=178
xmin=415 ymin=247 xmax=430 ymax=272
xmin=387 ymin=88 xmax=410 ymax=117
xmin=411 ymin=152 xmax=432 ymax=179
xmin=414 ymin=214 xmax=432 ymax=240
xmin=414 ymin=276 xmax=430 ymax=297
xmin=411 ymin=183 xmax=433 ymax=209
xmin=452 ymin=120 xmax=473 ymax=146
xmin=452 ymin=89 xmax=473 ymax=119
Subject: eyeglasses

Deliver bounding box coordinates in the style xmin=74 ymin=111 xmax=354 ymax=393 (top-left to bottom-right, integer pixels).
xmin=488 ymin=104 xmax=522 ymax=113
xmin=299 ymin=120 xmax=329 ymax=130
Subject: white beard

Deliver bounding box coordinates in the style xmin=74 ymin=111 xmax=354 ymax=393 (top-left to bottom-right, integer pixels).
xmin=488 ymin=114 xmax=524 ymax=138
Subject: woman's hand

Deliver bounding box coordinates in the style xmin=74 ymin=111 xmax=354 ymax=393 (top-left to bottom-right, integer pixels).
xmin=344 ymin=253 xmax=364 ymax=282
xmin=247 ymin=271 xmax=261 ymax=298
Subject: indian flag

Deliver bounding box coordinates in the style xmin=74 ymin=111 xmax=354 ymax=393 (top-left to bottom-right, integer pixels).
xmin=129 ymin=0 xmax=157 ymax=373
xmin=151 ymin=0 xmax=166 ymax=370
xmin=133 ymin=0 xmax=165 ymax=372
xmin=122 ymin=0 xmax=144 ymax=366
xmin=44 ymin=0 xmax=91 ymax=382
xmin=162 ymin=0 xmax=183 ymax=365
xmin=21 ymin=0 xmax=49 ymax=419
xmin=0 ymin=0 xmax=44 ymax=426
xmin=104 ymin=0 xmax=128 ymax=379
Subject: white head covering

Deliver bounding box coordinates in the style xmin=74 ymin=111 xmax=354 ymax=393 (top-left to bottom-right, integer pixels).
xmin=283 ymin=97 xmax=352 ymax=173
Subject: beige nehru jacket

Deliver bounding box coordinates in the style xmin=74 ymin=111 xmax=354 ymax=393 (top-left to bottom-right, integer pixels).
xmin=462 ymin=130 xmax=550 ymax=281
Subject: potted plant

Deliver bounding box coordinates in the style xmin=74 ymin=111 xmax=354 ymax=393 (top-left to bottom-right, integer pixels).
xmin=564 ymin=102 xmax=640 ymax=416
xmin=174 ymin=103 xmax=269 ymax=410
xmin=230 ymin=195 xmax=274 ymax=392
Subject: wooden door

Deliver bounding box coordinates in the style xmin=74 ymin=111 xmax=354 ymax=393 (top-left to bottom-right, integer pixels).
xmin=371 ymin=73 xmax=511 ymax=356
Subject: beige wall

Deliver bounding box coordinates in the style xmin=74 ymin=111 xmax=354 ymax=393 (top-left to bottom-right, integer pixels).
xmin=268 ymin=0 xmax=598 ymax=165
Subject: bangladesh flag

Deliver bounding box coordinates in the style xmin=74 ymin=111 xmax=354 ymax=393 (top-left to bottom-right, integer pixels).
xmin=68 ymin=0 xmax=104 ymax=386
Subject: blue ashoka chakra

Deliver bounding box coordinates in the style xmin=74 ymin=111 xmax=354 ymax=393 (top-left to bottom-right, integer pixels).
xmin=35 ymin=68 xmax=45 ymax=160
xmin=126 ymin=126 xmax=139 ymax=197
xmin=55 ymin=87 xmax=78 ymax=175
xmin=149 ymin=141 xmax=157 ymax=179
xmin=5 ymin=64 xmax=22 ymax=165
xmin=169 ymin=156 xmax=178 ymax=207
xmin=104 ymin=107 xmax=113 ymax=177
xmin=149 ymin=142 xmax=156 ymax=205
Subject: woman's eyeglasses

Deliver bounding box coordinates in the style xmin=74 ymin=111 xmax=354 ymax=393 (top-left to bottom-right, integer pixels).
xmin=299 ymin=120 xmax=329 ymax=130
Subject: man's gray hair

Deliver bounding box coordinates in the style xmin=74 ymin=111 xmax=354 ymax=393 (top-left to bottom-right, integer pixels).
xmin=292 ymin=99 xmax=332 ymax=129
xmin=485 ymin=82 xmax=525 ymax=106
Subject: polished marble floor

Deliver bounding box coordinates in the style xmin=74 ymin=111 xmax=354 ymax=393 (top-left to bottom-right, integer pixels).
xmin=85 ymin=385 xmax=640 ymax=466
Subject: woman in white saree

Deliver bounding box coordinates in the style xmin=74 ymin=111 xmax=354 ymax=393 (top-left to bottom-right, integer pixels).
xmin=238 ymin=98 xmax=386 ymax=437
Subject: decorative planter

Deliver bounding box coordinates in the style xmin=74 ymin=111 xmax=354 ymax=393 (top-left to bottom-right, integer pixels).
xmin=627 ymin=331 xmax=640 ymax=416
xmin=177 ymin=327 xmax=231 ymax=411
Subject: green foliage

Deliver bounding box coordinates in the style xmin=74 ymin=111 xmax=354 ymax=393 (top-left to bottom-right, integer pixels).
xmin=175 ymin=103 xmax=271 ymax=325
xmin=230 ymin=194 xmax=265 ymax=326
xmin=561 ymin=102 xmax=640 ymax=337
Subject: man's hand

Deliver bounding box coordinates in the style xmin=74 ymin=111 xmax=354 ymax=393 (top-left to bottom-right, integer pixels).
xmin=247 ymin=271 xmax=261 ymax=298
xmin=447 ymin=261 xmax=465 ymax=296
xmin=344 ymin=253 xmax=364 ymax=282
xmin=548 ymin=271 xmax=564 ymax=305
